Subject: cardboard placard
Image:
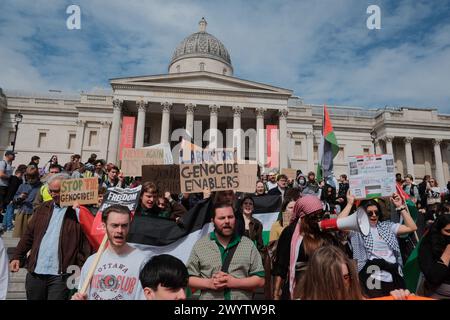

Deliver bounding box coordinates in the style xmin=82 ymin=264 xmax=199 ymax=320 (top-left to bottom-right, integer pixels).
xmin=236 ymin=164 xmax=258 ymax=193
xmin=60 ymin=177 xmax=98 ymax=207
xmin=281 ymin=168 xmax=297 ymax=180
xmin=142 ymin=165 xmax=181 ymax=194
xmin=348 ymin=154 xmax=396 ymax=200
xmin=121 ymin=148 xmax=165 ymax=177
xmin=180 ymin=163 xmax=240 ymax=193
xmin=98 ymin=185 xmax=142 ymax=212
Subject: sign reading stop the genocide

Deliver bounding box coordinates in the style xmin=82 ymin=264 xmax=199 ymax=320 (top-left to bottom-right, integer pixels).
xmin=60 ymin=177 xmax=98 ymax=207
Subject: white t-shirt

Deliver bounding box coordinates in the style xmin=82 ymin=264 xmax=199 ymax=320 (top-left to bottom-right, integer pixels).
xmin=368 ymin=224 xmax=400 ymax=282
xmin=78 ymin=246 xmax=148 ymax=300
xmin=266 ymin=181 xmax=277 ymax=190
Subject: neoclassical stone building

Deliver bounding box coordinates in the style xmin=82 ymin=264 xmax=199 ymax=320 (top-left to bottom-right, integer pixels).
xmin=1 ymin=18 xmax=450 ymax=186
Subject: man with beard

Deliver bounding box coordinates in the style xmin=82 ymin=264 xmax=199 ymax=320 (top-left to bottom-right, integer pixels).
xmin=187 ymin=202 xmax=265 ymax=300
xmin=72 ymin=204 xmax=148 ymax=300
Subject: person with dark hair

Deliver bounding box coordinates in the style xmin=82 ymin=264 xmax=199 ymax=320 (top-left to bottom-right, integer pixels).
xmin=139 ymin=254 xmax=188 ymax=300
xmin=268 ymin=174 xmax=288 ymax=198
xmin=418 ymin=175 xmax=431 ymax=209
xmin=340 ymin=192 xmax=417 ymax=298
xmin=336 ymin=174 xmax=349 ymax=211
xmin=418 ymin=213 xmax=450 ymax=299
xmin=1 ymin=164 xmax=27 ymax=231
xmin=302 ymin=171 xmax=320 ymax=196
xmin=43 ymin=155 xmax=60 ymax=174
xmin=10 ymin=173 xmax=91 ymax=300
xmin=240 ymin=196 xmax=264 ymax=253
xmin=33 ymin=163 xmax=61 ymax=210
xmin=0 ymin=150 xmax=16 ymax=212
xmin=270 ymin=197 xmax=296 ymax=242
xmin=255 ymin=180 xmax=266 ymax=196
xmin=321 ymin=184 xmax=337 ymax=217
xmin=72 ymin=204 xmax=147 ymax=300
xmin=187 ymin=202 xmax=265 ymax=300
xmin=28 ymin=156 xmax=40 ymax=169
xmin=104 ymin=165 xmax=125 ymax=188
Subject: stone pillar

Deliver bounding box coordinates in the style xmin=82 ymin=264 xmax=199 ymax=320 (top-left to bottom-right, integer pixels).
xmin=108 ymin=99 xmax=122 ymax=164
xmin=135 ymin=100 xmax=147 ymax=148
xmin=255 ymin=107 xmax=266 ymax=166
xmin=279 ymin=108 xmax=289 ymax=169
xmin=185 ymin=103 xmax=196 ymax=140
xmin=306 ymin=131 xmax=314 ymax=171
xmin=384 ymin=135 xmax=394 ymax=155
xmin=209 ymin=104 xmax=220 ymax=149
xmin=100 ymin=121 xmax=111 ymax=160
xmin=433 ymin=139 xmax=445 ymax=187
xmin=442 ymin=143 xmax=449 ymax=183
xmin=232 ymin=106 xmax=243 ymax=160
xmin=75 ymin=119 xmax=86 ymax=155
xmin=160 ymin=102 xmax=172 ymax=144
xmin=404 ymin=137 xmax=415 ymax=178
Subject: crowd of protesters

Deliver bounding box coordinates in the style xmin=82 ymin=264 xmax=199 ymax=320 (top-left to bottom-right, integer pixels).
xmin=0 ymin=150 xmax=449 ymax=300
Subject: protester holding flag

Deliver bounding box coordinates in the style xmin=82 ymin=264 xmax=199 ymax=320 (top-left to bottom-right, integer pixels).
xmin=139 ymin=254 xmax=188 ymax=300
xmin=72 ymin=205 xmax=148 ymax=300
xmin=418 ymin=214 xmax=450 ymax=299
xmin=269 ymin=197 xmax=296 ymax=242
xmin=340 ymin=192 xmax=417 ymax=298
xmin=272 ymin=195 xmax=351 ymax=300
xmin=187 ymin=202 xmax=265 ymax=300
xmin=10 ymin=173 xmax=91 ymax=300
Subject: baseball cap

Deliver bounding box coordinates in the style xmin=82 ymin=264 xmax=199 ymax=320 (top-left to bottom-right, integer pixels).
xmin=5 ymin=150 xmax=16 ymax=156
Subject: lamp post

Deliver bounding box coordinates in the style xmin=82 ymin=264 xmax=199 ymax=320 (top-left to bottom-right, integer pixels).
xmin=11 ymin=112 xmax=23 ymax=152
xmin=370 ymin=130 xmax=377 ymax=155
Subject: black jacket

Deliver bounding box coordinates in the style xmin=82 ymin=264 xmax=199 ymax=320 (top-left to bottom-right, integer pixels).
xmin=418 ymin=233 xmax=450 ymax=287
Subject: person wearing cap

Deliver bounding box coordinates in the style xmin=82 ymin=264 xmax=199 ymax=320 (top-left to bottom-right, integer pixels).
xmin=28 ymin=156 xmax=40 ymax=170
xmin=0 ymin=151 xmax=16 ymax=211
xmin=272 ymin=195 xmax=354 ymax=300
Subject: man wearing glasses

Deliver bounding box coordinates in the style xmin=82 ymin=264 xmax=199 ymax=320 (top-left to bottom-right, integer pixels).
xmin=10 ymin=173 xmax=91 ymax=300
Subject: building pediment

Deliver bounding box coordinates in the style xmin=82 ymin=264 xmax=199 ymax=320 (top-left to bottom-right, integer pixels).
xmin=110 ymin=72 xmax=293 ymax=97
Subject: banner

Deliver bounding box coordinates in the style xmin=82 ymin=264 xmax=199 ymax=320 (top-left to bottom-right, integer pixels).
xmin=180 ymin=163 xmax=240 ymax=193
xmin=348 ymin=154 xmax=396 ymax=199
xmin=266 ymin=125 xmax=279 ymax=168
xmin=60 ymin=177 xmax=98 ymax=207
xmin=281 ymin=168 xmax=297 ymax=180
xmin=142 ymin=165 xmax=181 ymax=194
xmin=144 ymin=142 xmax=174 ymax=165
xmin=236 ymin=164 xmax=258 ymax=193
xmin=121 ymin=148 xmax=165 ymax=177
xmin=119 ymin=116 xmax=136 ymax=160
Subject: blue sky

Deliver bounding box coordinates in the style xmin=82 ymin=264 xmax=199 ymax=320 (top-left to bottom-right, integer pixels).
xmin=1 ymin=0 xmax=449 ymax=112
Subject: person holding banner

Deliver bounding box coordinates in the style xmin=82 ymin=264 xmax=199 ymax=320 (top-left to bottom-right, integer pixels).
xmin=72 ymin=205 xmax=148 ymax=300
xmin=340 ymin=192 xmax=417 ymax=298
xmin=10 ymin=173 xmax=92 ymax=300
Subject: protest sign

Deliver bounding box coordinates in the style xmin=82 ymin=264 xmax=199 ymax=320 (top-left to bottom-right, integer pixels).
xmin=348 ymin=154 xmax=396 ymax=200
xmin=98 ymin=185 xmax=142 ymax=212
xmin=121 ymin=148 xmax=165 ymax=176
xmin=144 ymin=143 xmax=173 ymax=164
xmin=236 ymin=164 xmax=258 ymax=193
xmin=60 ymin=177 xmax=98 ymax=207
xmin=180 ymin=163 xmax=240 ymax=193
xmin=281 ymin=168 xmax=297 ymax=180
xmin=142 ymin=165 xmax=181 ymax=194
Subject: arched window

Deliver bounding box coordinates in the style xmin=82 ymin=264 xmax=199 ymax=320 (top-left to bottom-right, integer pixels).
xmin=199 ymin=62 xmax=205 ymax=71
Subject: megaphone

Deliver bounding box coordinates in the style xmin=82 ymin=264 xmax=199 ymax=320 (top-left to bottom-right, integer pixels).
xmin=318 ymin=207 xmax=370 ymax=236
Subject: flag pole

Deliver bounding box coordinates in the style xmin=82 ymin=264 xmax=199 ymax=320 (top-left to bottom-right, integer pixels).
xmin=79 ymin=233 xmax=108 ymax=295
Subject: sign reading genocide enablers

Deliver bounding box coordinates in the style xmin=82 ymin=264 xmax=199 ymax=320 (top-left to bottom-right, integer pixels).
xmin=60 ymin=177 xmax=98 ymax=207
xmin=180 ymin=163 xmax=240 ymax=193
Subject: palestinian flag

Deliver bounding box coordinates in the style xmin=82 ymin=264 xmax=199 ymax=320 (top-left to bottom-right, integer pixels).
xmin=251 ymin=195 xmax=282 ymax=245
xmin=403 ymin=238 xmax=423 ymax=293
xmin=316 ymin=105 xmax=339 ymax=183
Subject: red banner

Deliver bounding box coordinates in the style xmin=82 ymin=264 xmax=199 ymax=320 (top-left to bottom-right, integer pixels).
xmin=266 ymin=125 xmax=279 ymax=168
xmin=119 ymin=116 xmax=136 ymax=160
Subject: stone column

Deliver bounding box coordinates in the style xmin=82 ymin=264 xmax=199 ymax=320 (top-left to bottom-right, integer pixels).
xmin=185 ymin=103 xmax=196 ymax=140
xmin=279 ymin=108 xmax=289 ymax=169
xmin=135 ymin=100 xmax=147 ymax=148
xmin=404 ymin=137 xmax=415 ymax=178
xmin=442 ymin=143 xmax=449 ymax=183
xmin=232 ymin=106 xmax=243 ymax=160
xmin=306 ymin=131 xmax=314 ymax=171
xmin=75 ymin=119 xmax=86 ymax=155
xmin=433 ymin=139 xmax=445 ymax=187
xmin=100 ymin=121 xmax=111 ymax=160
xmin=160 ymin=102 xmax=172 ymax=144
xmin=108 ymin=99 xmax=122 ymax=164
xmin=209 ymin=104 xmax=220 ymax=149
xmin=384 ymin=135 xmax=394 ymax=155
xmin=255 ymin=107 xmax=266 ymax=166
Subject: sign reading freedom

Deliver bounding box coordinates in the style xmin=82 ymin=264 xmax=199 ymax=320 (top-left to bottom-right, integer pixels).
xmin=142 ymin=165 xmax=181 ymax=194
xmin=180 ymin=163 xmax=240 ymax=193
xmin=60 ymin=177 xmax=98 ymax=207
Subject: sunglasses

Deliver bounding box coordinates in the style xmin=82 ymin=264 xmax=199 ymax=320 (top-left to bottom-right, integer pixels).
xmin=366 ymin=210 xmax=379 ymax=217
xmin=48 ymin=189 xmax=61 ymax=194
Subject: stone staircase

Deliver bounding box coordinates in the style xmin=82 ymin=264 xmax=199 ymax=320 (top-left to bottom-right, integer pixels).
xmin=2 ymin=231 xmax=27 ymax=300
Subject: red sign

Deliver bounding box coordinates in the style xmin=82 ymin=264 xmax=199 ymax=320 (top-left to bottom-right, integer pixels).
xmin=266 ymin=125 xmax=279 ymax=168
xmin=119 ymin=116 xmax=136 ymax=160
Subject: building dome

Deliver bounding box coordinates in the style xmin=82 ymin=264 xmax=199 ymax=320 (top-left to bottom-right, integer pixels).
xmin=168 ymin=18 xmax=233 ymax=75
